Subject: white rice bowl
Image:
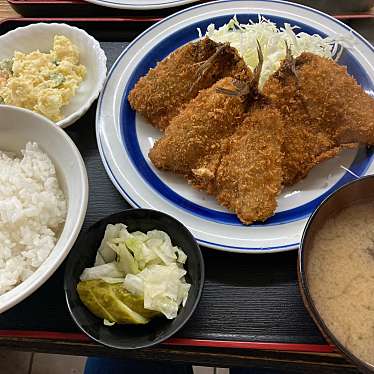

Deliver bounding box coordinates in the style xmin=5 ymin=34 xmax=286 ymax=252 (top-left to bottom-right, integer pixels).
xmin=0 ymin=105 xmax=88 ymax=313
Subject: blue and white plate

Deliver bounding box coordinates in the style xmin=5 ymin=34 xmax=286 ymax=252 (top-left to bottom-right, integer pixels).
xmin=96 ymin=0 xmax=374 ymax=253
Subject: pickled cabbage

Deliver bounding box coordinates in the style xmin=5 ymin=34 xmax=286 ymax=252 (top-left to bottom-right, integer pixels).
xmin=78 ymin=224 xmax=191 ymax=323
xmin=77 ymin=280 xmax=159 ymax=324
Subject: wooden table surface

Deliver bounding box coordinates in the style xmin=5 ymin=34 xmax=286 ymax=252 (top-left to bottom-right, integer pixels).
xmin=0 ymin=0 xmax=19 ymax=18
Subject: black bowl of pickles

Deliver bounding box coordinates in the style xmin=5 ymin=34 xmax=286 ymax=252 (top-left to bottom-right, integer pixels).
xmin=64 ymin=209 xmax=205 ymax=349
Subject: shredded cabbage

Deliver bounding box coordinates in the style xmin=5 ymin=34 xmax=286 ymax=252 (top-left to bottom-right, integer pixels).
xmin=204 ymin=15 xmax=351 ymax=88
xmin=80 ymin=225 xmax=191 ymax=320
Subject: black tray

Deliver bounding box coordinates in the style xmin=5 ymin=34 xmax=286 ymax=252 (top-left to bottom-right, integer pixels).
xmin=7 ymin=0 xmax=211 ymax=17
xmin=0 ymin=18 xmax=331 ymax=352
xmin=7 ymin=0 xmax=374 ymax=20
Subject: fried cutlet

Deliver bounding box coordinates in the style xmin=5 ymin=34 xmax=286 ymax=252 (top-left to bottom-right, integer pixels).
xmin=210 ymin=105 xmax=284 ymax=224
xmin=128 ymin=38 xmax=252 ymax=130
xmin=263 ymin=51 xmax=374 ymax=186
xmin=150 ymin=93 xmax=284 ymax=224
xmin=149 ymin=44 xmax=285 ymax=224
xmin=148 ymin=77 xmax=248 ymax=186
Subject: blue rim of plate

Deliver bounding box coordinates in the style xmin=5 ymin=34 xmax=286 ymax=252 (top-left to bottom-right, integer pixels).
xmin=96 ymin=0 xmax=374 ymax=251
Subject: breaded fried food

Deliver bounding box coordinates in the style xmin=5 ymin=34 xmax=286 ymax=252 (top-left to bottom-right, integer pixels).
xmin=149 ymin=77 xmax=247 ymax=186
xmin=149 ymin=86 xmax=284 ymax=224
xmin=150 ymin=45 xmax=285 ymax=224
xmin=212 ymin=106 xmax=284 ymax=224
xmin=263 ymin=51 xmax=374 ymax=186
xmin=128 ymin=38 xmax=251 ymax=130
xmin=149 ymin=53 xmax=285 ymax=225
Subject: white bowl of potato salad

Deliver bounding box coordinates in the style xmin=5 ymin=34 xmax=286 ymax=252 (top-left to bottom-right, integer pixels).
xmin=0 ymin=23 xmax=107 ymax=128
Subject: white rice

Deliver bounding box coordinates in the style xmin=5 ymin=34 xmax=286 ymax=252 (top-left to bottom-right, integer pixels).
xmin=0 ymin=142 xmax=66 ymax=295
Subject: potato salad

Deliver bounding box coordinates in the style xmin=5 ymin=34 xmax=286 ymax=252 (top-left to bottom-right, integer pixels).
xmin=0 ymin=35 xmax=86 ymax=121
